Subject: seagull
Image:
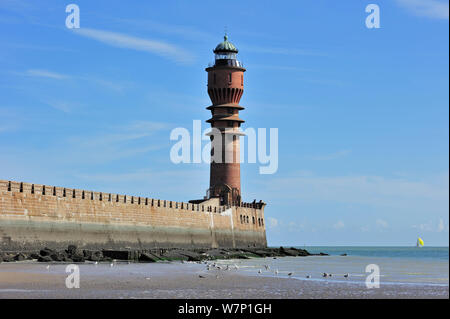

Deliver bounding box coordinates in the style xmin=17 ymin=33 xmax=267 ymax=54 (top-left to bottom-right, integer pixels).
xmin=274 ymin=269 xmax=279 ymax=275
xmin=258 ymin=269 xmax=262 ymax=274
xmin=94 ymin=261 xmax=98 ymax=265
xmin=322 ymin=273 xmax=328 ymax=277
xmin=234 ymin=264 xmax=239 ymax=269
xmin=288 ymin=272 xmax=293 ymax=277
xmin=198 ymin=275 xmax=205 ymax=278
xmin=306 ymin=275 xmax=311 ymax=278
xmin=110 ymin=262 xmax=114 ymax=267
xmin=344 ymin=273 xmax=349 ymax=278
xmin=329 ymin=273 xmax=332 ymax=277
xmin=145 ymin=277 xmax=151 ymax=280
xmin=46 ymin=265 xmax=50 ymax=270
xmin=264 ymin=265 xmax=270 ymax=270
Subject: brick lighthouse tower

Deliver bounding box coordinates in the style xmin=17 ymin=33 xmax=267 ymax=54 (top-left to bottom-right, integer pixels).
xmin=205 ymin=35 xmax=245 ymax=206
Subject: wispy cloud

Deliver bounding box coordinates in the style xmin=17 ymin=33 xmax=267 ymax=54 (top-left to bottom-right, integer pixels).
xmin=267 ymin=217 xmax=279 ymax=229
xmin=376 ymin=219 xmax=388 ymax=229
xmin=307 ymin=150 xmax=351 ymax=161
xmin=24 ymin=69 xmax=69 ymax=80
xmin=333 ymin=220 xmax=345 ymax=229
xmin=115 ymin=18 xmax=216 ymax=42
xmin=64 ymin=121 xmax=169 ymax=163
xmin=44 ymin=100 xmax=75 ymax=113
xmin=249 ymin=64 xmax=316 ymax=72
xmin=437 ymin=218 xmax=445 ymax=232
xmin=72 ymin=28 xmax=195 ymax=64
xmin=262 ymin=171 xmax=449 ymax=208
xmin=241 ymin=45 xmax=327 ymax=57
xmin=413 ymin=218 xmax=448 ymax=232
xmin=396 ymin=0 xmax=449 ymax=19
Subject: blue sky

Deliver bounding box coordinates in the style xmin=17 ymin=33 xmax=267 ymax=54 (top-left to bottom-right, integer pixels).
xmin=0 ymin=0 xmax=448 ymax=246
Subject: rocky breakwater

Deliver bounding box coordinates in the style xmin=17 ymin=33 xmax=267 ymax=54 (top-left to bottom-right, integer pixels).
xmin=0 ymin=246 xmax=329 ymax=263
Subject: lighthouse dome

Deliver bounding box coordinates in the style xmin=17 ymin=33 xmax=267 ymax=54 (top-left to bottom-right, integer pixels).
xmin=213 ymin=35 xmax=238 ymax=53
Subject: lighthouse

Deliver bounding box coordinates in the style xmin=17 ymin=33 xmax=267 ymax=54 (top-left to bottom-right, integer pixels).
xmin=205 ymin=35 xmax=246 ymax=206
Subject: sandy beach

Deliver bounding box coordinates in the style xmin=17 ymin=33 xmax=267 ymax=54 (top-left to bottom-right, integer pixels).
xmin=0 ymin=261 xmax=448 ymax=299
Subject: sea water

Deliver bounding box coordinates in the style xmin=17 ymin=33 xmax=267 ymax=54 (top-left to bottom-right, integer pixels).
xmin=221 ymin=246 xmax=449 ymax=286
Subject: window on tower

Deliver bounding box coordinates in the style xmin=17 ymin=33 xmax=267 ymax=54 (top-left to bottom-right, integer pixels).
xmin=228 ymin=73 xmax=232 ymax=83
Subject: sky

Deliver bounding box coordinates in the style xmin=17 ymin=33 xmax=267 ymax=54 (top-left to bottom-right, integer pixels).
xmin=0 ymin=0 xmax=448 ymax=246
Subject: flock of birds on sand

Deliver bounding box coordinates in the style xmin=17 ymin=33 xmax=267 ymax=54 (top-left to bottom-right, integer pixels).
xmin=44 ymin=259 xmax=350 ymax=280
xmin=197 ymin=261 xmax=350 ymax=279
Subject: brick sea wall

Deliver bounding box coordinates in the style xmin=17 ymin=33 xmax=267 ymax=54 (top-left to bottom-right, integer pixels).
xmin=0 ymin=180 xmax=267 ymax=250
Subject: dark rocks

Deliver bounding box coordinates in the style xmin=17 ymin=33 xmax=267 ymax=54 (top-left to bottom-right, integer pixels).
xmin=67 ymin=245 xmax=77 ymax=255
xmin=84 ymin=250 xmax=103 ymax=262
xmin=162 ymin=250 xmax=190 ymax=261
xmin=176 ymin=250 xmax=202 ymax=261
xmin=1 ymin=253 xmax=15 ymax=262
xmin=279 ymin=247 xmax=298 ymax=256
xmin=14 ymin=253 xmax=28 ymax=261
xmin=204 ymin=249 xmax=228 ymax=258
xmin=0 ymin=246 xmax=331 ymax=264
xmin=71 ymin=255 xmax=85 ymax=262
xmin=102 ymin=250 xmax=138 ymax=261
xmin=30 ymin=253 xmax=40 ymax=260
xmin=139 ymin=252 xmax=160 ymax=263
xmin=277 ymin=247 xmax=310 ymax=257
xmin=38 ymin=255 xmax=53 ymax=262
xmin=40 ymin=247 xmax=56 ymax=257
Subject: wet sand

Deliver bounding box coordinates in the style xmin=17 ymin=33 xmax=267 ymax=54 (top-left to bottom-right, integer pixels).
xmin=0 ymin=261 xmax=448 ymax=299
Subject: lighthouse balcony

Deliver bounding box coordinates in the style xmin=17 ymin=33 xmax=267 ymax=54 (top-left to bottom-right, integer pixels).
xmin=208 ymin=59 xmax=244 ymax=68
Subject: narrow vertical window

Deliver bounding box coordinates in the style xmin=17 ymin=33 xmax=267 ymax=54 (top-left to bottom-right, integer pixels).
xmin=228 ymin=73 xmax=232 ymax=83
